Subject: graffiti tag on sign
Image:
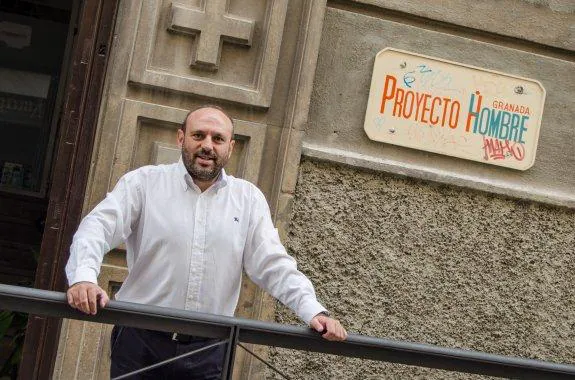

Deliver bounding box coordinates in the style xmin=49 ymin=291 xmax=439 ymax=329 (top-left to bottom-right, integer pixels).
xmin=363 ymin=48 xmax=546 ymax=170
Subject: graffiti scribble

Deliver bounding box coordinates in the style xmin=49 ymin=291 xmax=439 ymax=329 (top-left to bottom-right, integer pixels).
xmin=482 ymin=137 xmax=525 ymax=161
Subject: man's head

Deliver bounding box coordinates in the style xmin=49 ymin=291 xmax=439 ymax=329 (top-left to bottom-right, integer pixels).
xmin=177 ymin=105 xmax=235 ymax=190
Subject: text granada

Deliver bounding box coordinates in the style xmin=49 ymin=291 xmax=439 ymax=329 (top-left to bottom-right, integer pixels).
xmin=492 ymin=100 xmax=531 ymax=116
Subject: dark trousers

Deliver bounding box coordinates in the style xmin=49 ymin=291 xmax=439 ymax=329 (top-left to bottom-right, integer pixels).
xmin=110 ymin=326 xmax=225 ymax=379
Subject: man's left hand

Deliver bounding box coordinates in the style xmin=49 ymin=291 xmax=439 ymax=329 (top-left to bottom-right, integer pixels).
xmin=310 ymin=313 xmax=348 ymax=341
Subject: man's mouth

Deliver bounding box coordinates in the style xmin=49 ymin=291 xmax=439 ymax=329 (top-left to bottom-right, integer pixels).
xmin=195 ymin=151 xmax=216 ymax=159
xmin=194 ymin=153 xmax=216 ymax=166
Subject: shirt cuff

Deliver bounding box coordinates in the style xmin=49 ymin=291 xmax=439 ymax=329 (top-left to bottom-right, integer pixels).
xmin=68 ymin=267 xmax=98 ymax=286
xmin=298 ymin=298 xmax=328 ymax=325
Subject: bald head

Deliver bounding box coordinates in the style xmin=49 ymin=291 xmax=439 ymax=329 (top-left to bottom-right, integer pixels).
xmin=181 ymin=105 xmax=234 ymax=138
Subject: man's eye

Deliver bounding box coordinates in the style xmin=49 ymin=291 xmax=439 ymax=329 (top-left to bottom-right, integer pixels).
xmin=214 ymin=136 xmax=224 ymax=142
xmin=192 ymin=133 xmax=203 ymax=139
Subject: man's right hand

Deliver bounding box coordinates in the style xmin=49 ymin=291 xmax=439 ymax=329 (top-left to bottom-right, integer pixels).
xmin=67 ymin=281 xmax=109 ymax=315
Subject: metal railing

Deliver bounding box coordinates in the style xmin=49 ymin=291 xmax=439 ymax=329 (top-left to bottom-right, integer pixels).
xmin=1 ymin=284 xmax=575 ymax=379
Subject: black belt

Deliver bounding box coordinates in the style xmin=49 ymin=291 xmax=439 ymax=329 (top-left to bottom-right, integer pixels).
xmin=143 ymin=328 xmax=213 ymax=344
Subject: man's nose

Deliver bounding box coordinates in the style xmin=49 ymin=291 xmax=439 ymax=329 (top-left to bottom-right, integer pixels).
xmin=200 ymin=136 xmax=214 ymax=150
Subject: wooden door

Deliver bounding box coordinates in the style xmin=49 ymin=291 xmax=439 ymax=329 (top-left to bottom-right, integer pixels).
xmin=17 ymin=0 xmax=119 ymax=378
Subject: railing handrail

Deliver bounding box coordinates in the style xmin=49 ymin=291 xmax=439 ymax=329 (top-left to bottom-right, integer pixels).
xmin=1 ymin=284 xmax=574 ymax=379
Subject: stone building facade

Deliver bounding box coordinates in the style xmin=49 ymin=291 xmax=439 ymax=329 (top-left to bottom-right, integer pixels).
xmin=52 ymin=1 xmax=574 ymax=379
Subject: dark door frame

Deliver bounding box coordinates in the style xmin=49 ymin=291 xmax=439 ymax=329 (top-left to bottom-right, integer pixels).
xmin=18 ymin=0 xmax=119 ymax=378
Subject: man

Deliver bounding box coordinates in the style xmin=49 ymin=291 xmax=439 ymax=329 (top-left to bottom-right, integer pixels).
xmin=66 ymin=105 xmax=347 ymax=379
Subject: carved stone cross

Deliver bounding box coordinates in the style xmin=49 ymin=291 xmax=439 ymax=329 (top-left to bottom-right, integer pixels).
xmin=168 ymin=1 xmax=255 ymax=70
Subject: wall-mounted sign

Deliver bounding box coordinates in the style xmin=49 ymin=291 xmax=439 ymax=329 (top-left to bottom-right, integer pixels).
xmin=364 ymin=48 xmax=546 ymax=170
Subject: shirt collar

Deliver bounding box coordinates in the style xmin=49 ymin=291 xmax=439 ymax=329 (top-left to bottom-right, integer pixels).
xmin=177 ymin=158 xmax=228 ymax=192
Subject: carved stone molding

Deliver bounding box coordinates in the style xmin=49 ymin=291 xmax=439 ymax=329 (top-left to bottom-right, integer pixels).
xmin=129 ymin=0 xmax=288 ymax=107
xmin=168 ymin=1 xmax=255 ymax=70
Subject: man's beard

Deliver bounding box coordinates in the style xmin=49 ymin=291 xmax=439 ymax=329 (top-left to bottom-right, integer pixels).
xmin=182 ymin=146 xmax=226 ymax=181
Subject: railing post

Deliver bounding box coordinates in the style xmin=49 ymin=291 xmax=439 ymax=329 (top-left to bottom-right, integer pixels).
xmin=221 ymin=325 xmax=240 ymax=379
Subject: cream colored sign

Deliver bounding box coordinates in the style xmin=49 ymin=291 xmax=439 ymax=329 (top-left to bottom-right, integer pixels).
xmin=364 ymin=48 xmax=546 ymax=170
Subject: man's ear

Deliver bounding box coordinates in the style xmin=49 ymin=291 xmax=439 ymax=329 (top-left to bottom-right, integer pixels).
xmin=177 ymin=129 xmax=184 ymax=147
xmin=228 ymin=139 xmax=235 ymax=159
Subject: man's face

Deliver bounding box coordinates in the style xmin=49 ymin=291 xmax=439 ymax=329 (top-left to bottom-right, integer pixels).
xmin=177 ymin=108 xmax=235 ymax=185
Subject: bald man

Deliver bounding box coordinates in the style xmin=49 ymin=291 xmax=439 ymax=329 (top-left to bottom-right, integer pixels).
xmin=65 ymin=105 xmax=347 ymax=379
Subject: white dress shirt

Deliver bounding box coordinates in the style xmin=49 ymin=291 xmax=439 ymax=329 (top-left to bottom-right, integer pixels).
xmin=65 ymin=160 xmax=326 ymax=324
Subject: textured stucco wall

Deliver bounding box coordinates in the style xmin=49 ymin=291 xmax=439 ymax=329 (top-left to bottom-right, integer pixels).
xmin=267 ymin=159 xmax=575 ymax=379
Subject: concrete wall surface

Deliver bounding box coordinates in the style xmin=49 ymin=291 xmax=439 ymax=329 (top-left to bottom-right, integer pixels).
xmin=353 ymin=0 xmax=575 ymax=50
xmin=304 ymin=5 xmax=575 ymax=207
xmin=267 ymin=0 xmax=575 ymax=379
xmin=268 ymin=159 xmax=575 ymax=379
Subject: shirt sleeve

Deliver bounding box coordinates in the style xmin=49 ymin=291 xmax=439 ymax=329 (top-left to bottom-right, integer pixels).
xmin=242 ymin=187 xmax=327 ymax=325
xmin=65 ymin=171 xmax=143 ymax=286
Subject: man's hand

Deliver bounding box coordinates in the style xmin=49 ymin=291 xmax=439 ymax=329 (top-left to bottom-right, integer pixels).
xmin=66 ymin=281 xmax=109 ymax=315
xmin=310 ymin=313 xmax=348 ymax=341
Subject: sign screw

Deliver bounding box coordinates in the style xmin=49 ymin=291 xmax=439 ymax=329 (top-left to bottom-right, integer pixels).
xmin=389 ymin=128 xmax=396 ymax=134
xmin=514 ymin=86 xmax=524 ymax=94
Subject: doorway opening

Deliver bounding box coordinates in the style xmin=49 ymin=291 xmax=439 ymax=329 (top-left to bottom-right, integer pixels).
xmin=0 ymin=0 xmax=75 ymax=377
